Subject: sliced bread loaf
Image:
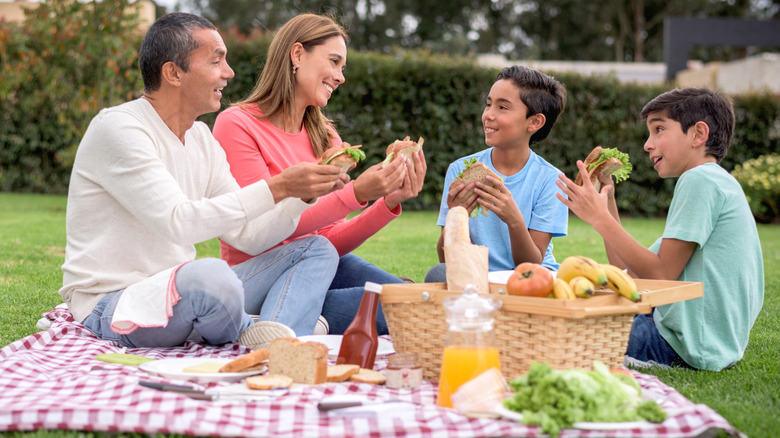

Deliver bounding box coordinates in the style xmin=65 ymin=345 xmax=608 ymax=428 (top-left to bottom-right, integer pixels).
xmin=268 ymin=337 xmax=328 ymax=384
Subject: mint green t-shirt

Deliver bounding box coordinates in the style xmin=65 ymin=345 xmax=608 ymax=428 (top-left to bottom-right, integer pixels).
xmin=649 ymin=163 xmax=764 ymax=371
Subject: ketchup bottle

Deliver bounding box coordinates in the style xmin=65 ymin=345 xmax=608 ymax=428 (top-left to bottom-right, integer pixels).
xmin=336 ymin=281 xmax=381 ymax=369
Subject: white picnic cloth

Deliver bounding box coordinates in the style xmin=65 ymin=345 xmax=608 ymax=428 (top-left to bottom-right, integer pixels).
xmin=110 ymin=263 xmax=184 ymax=334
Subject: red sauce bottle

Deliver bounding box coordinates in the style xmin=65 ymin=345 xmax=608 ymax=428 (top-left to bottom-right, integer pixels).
xmin=336 ymin=281 xmax=381 ymax=369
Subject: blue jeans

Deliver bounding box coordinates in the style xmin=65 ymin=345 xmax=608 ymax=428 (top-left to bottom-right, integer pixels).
xmin=82 ymin=236 xmax=338 ymax=346
xmin=626 ymin=314 xmax=692 ymax=368
xmin=230 ymin=235 xmax=338 ymax=335
xmin=424 ymin=263 xmax=447 ymax=283
xmin=320 ymin=253 xmax=402 ymax=336
xmin=83 ymin=258 xmax=252 ymax=347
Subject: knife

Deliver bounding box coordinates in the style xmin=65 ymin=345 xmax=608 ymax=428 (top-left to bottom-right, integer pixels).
xmin=317 ymin=397 xmax=404 ymax=411
xmin=138 ymin=380 xmax=214 ymax=400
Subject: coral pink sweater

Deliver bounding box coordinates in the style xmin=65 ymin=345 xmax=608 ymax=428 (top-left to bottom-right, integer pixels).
xmin=213 ymin=104 xmax=400 ymax=266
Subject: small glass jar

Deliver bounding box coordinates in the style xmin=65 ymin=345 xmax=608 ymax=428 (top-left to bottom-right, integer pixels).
xmin=385 ymin=352 xmax=422 ymax=389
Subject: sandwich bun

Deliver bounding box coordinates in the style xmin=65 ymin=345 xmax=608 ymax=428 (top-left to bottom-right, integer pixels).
xmin=382 ymin=136 xmax=424 ymax=171
xmin=319 ymin=142 xmax=365 ymax=173
xmin=449 ymin=159 xmax=503 ymax=218
xmin=574 ymin=146 xmax=632 ymax=191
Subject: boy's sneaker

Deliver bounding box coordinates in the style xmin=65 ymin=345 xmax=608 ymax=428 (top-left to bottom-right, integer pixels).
xmin=238 ymin=321 xmax=296 ymax=350
xmin=313 ymin=315 xmax=329 ymax=336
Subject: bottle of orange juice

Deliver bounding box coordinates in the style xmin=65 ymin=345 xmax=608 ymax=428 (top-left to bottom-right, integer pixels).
xmin=436 ymin=284 xmax=501 ymax=408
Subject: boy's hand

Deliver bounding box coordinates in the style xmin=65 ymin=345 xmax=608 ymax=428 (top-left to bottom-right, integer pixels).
xmin=447 ymin=180 xmax=479 ymax=216
xmin=556 ymin=160 xmax=611 ymax=227
xmin=473 ymin=175 xmax=523 ymax=226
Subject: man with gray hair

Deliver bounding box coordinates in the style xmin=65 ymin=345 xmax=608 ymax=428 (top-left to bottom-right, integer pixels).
xmin=60 ymin=13 xmax=347 ymax=350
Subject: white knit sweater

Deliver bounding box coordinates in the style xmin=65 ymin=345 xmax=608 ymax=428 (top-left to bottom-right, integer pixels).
xmin=60 ymin=99 xmax=312 ymax=322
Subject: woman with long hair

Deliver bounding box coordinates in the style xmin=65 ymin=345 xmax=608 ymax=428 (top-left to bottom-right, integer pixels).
xmin=213 ymin=13 xmax=426 ymax=335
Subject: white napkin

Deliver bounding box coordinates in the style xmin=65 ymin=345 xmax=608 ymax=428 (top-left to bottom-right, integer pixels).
xmin=110 ymin=263 xmax=185 ymax=334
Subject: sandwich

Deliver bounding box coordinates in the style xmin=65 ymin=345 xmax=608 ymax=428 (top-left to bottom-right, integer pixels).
xmin=449 ymin=158 xmax=503 ymax=218
xmin=574 ymin=146 xmax=632 ymax=191
xmin=382 ymin=136 xmax=424 ymax=171
xmin=319 ymin=142 xmax=366 ymax=172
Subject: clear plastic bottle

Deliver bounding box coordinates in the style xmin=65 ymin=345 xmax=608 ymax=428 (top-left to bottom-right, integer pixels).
xmin=336 ymin=281 xmax=381 ymax=369
xmin=436 ymin=284 xmax=501 ymax=408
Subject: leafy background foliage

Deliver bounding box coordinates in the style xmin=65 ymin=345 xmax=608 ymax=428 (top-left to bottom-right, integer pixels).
xmin=2 ymin=0 xmax=779 ymax=218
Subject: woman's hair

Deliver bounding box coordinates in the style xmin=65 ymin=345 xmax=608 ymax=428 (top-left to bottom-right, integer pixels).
xmin=237 ymin=13 xmax=349 ymax=157
xmin=139 ymin=13 xmax=216 ymax=93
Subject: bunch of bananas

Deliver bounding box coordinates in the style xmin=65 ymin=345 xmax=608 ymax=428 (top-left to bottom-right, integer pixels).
xmin=551 ymin=256 xmax=640 ymax=301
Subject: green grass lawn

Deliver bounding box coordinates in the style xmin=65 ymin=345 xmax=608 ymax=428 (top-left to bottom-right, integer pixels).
xmin=1 ymin=192 xmax=778 ymax=437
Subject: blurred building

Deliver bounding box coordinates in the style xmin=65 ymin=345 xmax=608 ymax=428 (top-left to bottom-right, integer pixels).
xmin=477 ymin=53 xmax=780 ymax=94
xmin=0 ymin=0 xmax=156 ymax=31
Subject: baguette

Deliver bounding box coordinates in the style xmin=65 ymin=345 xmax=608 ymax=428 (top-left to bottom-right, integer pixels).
xmin=444 ymin=206 xmax=470 ymax=246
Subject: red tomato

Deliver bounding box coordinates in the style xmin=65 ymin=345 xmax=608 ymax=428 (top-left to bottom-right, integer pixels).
xmin=610 ymin=368 xmax=635 ymax=378
xmin=506 ymin=263 xmax=554 ymax=297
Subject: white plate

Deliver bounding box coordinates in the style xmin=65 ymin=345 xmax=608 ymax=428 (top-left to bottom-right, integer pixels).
xmin=496 ymin=406 xmax=654 ymax=430
xmin=297 ymin=335 xmax=395 ymax=359
xmin=139 ymin=358 xmax=265 ymax=383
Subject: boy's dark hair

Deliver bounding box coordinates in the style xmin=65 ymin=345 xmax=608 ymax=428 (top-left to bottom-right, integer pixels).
xmin=640 ymin=87 xmax=735 ymax=163
xmin=496 ymin=65 xmax=567 ymax=145
xmin=139 ymin=13 xmax=217 ymax=93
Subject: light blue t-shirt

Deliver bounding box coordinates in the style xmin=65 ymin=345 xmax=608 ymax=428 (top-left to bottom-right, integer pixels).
xmin=437 ymin=148 xmax=568 ymax=271
xmin=649 ymin=163 xmax=764 ymax=371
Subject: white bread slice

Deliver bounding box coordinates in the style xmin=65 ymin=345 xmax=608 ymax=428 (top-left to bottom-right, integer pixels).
xmin=268 ymin=337 xmax=328 ymax=384
xmin=326 ymin=364 xmax=360 ymax=382
xmin=245 ymin=374 xmax=294 ymax=390
xmin=349 ymin=368 xmax=387 ymax=385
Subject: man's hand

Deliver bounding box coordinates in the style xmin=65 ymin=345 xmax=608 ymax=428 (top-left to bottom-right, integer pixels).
xmin=267 ymin=162 xmax=348 ymax=203
xmin=384 ymin=150 xmax=427 ymax=210
xmin=352 ymin=154 xmax=407 ymax=204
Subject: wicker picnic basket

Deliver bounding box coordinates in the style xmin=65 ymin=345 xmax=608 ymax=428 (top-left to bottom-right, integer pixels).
xmin=380 ymin=280 xmax=702 ymax=381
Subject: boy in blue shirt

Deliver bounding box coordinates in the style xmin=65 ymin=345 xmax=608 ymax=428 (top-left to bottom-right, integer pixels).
xmin=425 ymin=65 xmax=569 ymax=282
xmin=557 ymin=88 xmax=764 ymax=371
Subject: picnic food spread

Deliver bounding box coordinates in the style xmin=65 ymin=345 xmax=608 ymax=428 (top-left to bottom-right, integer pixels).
xmin=574 ymin=146 xmax=633 ymax=191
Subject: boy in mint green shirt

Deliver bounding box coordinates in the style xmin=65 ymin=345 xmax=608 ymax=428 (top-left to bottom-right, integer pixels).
xmin=557 ymin=88 xmax=764 ymax=371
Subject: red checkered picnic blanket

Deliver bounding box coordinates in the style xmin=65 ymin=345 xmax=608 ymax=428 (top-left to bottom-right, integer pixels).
xmin=0 ymin=306 xmax=743 ymax=437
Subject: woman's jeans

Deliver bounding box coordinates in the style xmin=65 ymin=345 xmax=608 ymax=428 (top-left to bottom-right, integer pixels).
xmin=82 ymin=236 xmax=338 ymax=347
xmin=321 ymin=253 xmax=403 ymax=336
xmin=626 ymin=314 xmax=691 ymax=368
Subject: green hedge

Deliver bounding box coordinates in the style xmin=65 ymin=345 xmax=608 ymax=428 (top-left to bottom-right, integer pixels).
xmin=3 ymin=19 xmax=779 ymax=216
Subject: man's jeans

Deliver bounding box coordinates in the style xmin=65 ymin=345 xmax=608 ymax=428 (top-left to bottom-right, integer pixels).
xmin=83 ymin=235 xmax=338 ymax=346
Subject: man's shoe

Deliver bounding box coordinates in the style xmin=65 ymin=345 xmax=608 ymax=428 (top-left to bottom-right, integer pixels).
xmin=237 ymin=321 xmax=296 ymax=350
xmin=313 ymin=315 xmax=329 ymax=336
